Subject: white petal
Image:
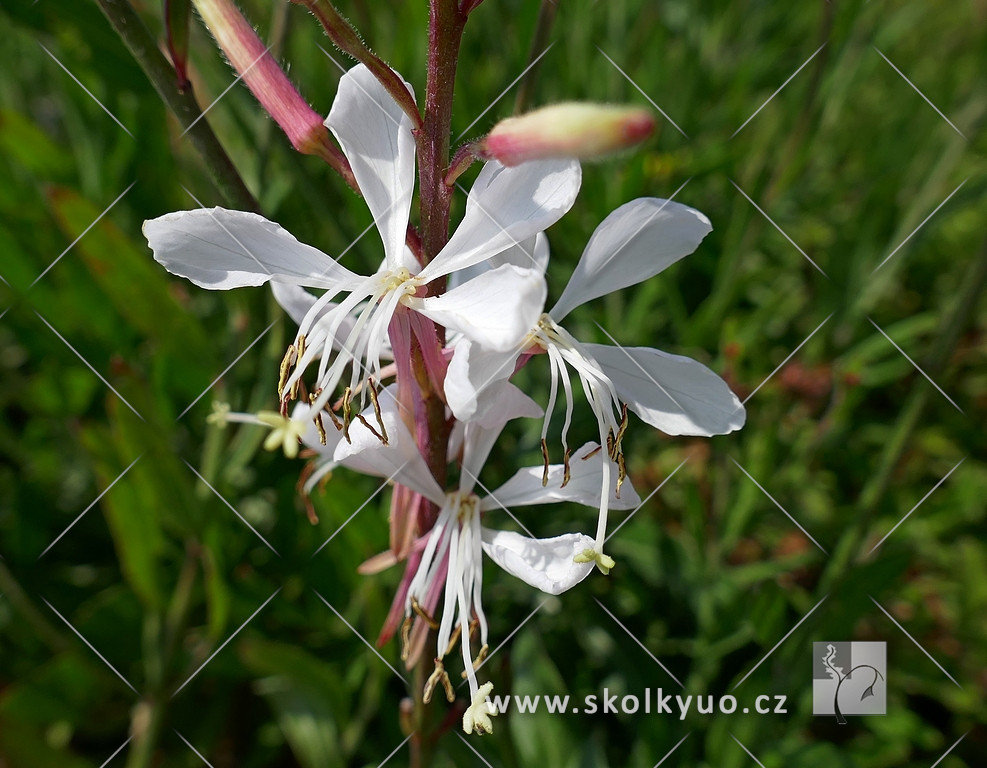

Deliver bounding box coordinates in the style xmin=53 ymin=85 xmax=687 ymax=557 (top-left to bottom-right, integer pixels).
xmin=412 ymin=264 xmax=546 ymax=352
xmin=418 ymin=159 xmax=580 ymax=282
xmin=459 ymin=384 xmax=542 ymax=492
xmin=550 ymin=198 xmax=712 ymax=320
xmin=143 ymin=209 xmax=358 ymax=290
xmin=483 ymin=441 xmax=640 ymax=511
xmin=327 ymin=64 xmax=416 ymax=270
xmin=481 ymin=528 xmax=595 ymax=595
xmin=444 ymin=339 xmax=522 ymax=423
xmin=447 ymin=233 xmax=550 ymax=290
xmin=584 ymin=343 xmax=745 ymax=436
xmin=332 ymin=388 xmax=444 ymax=504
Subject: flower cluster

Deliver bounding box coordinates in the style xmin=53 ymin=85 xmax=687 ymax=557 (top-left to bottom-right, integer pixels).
xmin=144 ymin=63 xmax=744 ymax=735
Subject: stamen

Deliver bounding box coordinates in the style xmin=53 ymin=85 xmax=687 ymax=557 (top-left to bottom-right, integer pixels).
xmin=581 ymin=444 xmax=603 ymax=460
xmin=561 ymin=447 xmax=572 ymax=488
xmin=540 ymin=438 xmax=550 ymax=487
xmin=423 ymin=659 xmax=454 ymax=704
xmin=314 ymin=411 xmax=327 ymax=446
xmin=400 ymin=616 xmax=413 ymax=662
xmin=277 ymin=343 xmax=295 ymax=400
xmin=443 ymin=622 xmax=463 ymax=657
xmin=341 ymin=387 xmax=353 ymax=443
xmin=368 ymin=377 xmax=389 ymax=445
xmin=616 ymin=451 xmax=626 ymax=499
xmin=289 ymin=335 xmax=306 ymax=401
xmin=411 ymin=597 xmax=439 ymax=630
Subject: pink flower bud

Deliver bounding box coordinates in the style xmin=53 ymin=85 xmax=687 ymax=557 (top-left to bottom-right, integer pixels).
xmin=192 ymin=0 xmax=330 ymax=155
xmin=479 ymin=103 xmax=655 ymax=167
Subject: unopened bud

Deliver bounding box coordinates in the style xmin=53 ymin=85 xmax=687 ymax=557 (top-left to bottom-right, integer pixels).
xmin=479 ymin=103 xmax=655 ymax=167
xmin=192 ymin=0 xmax=331 ymax=156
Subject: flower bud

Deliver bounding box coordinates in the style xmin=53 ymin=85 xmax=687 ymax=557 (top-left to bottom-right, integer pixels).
xmin=191 ymin=0 xmax=330 ymax=156
xmin=478 ymin=103 xmax=655 ymax=167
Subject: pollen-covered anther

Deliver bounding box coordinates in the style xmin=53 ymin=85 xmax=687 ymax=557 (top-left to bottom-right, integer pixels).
xmin=423 ymin=658 xmax=454 ymax=704
xmin=289 ymin=335 xmax=306 ymax=401
xmin=540 ymin=438 xmax=550 ymax=486
xmin=443 ymin=622 xmax=463 ymax=657
xmin=400 ymin=616 xmax=413 ymax=662
xmin=341 ymin=387 xmax=354 ymax=443
xmin=277 ymin=343 xmax=296 ymax=400
xmin=411 ymin=597 xmax=439 ymax=630
xmin=561 ymin=447 xmax=573 ymax=488
xmin=368 ymin=377 xmax=389 ymax=445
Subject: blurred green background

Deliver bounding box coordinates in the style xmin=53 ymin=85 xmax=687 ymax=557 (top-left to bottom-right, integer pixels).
xmin=1 ymin=0 xmax=985 ymax=766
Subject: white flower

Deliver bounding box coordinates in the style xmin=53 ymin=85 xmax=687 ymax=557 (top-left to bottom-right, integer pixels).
xmin=444 ymin=197 xmax=746 ymax=565
xmin=329 ymin=382 xmax=638 ymax=733
xmin=143 ymin=63 xmax=580 ymax=427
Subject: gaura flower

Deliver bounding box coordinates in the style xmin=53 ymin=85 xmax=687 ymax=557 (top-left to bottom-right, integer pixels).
xmin=444 ymin=197 xmax=746 ymax=569
xmin=308 ymin=383 xmax=638 ymax=734
xmin=143 ymin=63 xmax=580 ymax=432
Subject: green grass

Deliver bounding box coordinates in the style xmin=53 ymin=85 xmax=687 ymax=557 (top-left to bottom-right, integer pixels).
xmin=0 ymin=1 xmax=985 ymax=766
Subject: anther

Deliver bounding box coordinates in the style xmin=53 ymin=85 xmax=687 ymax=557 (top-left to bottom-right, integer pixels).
xmin=400 ymin=616 xmax=413 ymax=662
xmin=411 ymin=597 xmax=439 ymax=630
xmin=368 ymin=378 xmax=388 ymax=445
xmin=289 ymin=335 xmax=306 ymax=401
xmin=277 ymin=344 xmax=295 ymax=400
xmin=561 ymin=447 xmax=573 ymax=488
xmin=424 ymin=659 xmax=453 ymax=704
xmin=616 ymin=451 xmax=627 ymax=499
xmin=314 ymin=411 xmax=327 ymax=446
xmin=444 ymin=622 xmax=463 ymax=657
xmin=341 ymin=387 xmax=353 ymax=443
xmin=540 ymin=438 xmax=550 ymax=487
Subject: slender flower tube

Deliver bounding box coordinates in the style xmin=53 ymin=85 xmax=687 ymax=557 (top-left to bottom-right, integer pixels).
xmin=191 ymin=0 xmax=339 ymax=159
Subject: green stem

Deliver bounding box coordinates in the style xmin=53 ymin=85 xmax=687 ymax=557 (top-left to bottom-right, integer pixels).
xmin=93 ymin=0 xmax=260 ymax=212
xmin=294 ymin=0 xmax=423 ymax=129
xmin=513 ymin=0 xmax=558 ymax=114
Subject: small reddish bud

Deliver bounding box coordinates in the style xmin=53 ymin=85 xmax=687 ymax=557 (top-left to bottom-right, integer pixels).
xmin=192 ymin=0 xmax=331 ymax=156
xmin=478 ymin=103 xmax=656 ymax=167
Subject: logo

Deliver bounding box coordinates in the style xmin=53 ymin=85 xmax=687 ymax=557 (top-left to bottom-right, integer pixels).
xmin=812 ymin=642 xmax=886 ymax=723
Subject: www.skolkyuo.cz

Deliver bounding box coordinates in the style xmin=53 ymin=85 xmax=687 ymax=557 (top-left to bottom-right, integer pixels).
xmin=486 ymin=689 xmax=789 ymax=720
